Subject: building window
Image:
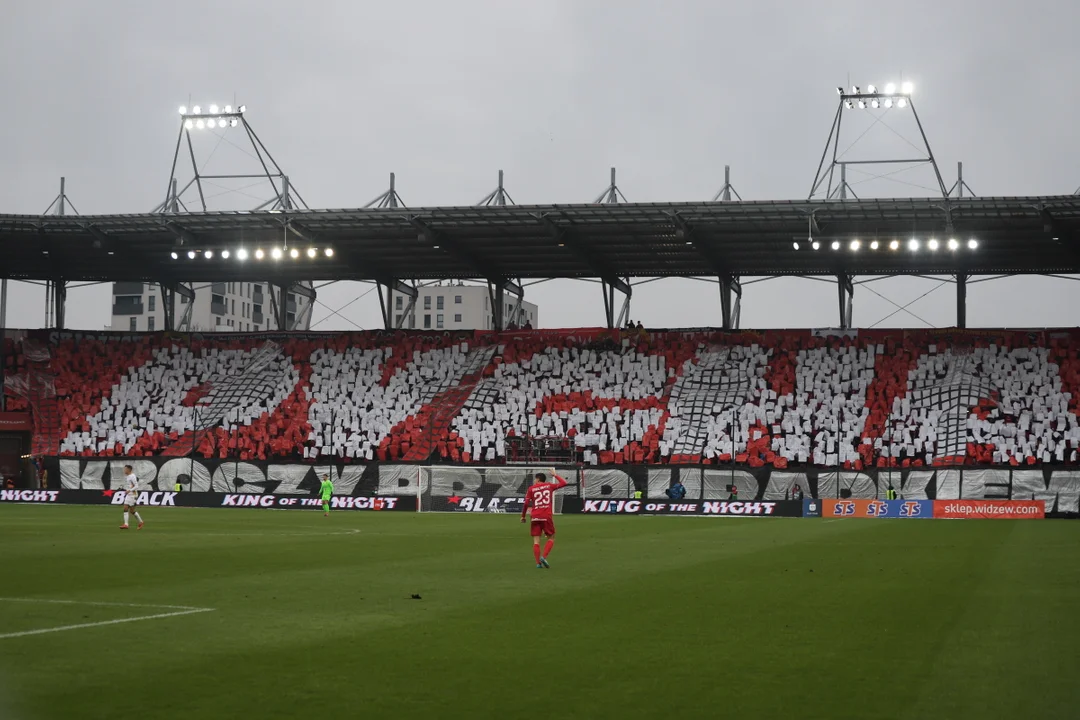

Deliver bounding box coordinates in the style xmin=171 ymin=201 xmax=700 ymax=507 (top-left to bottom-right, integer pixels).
xmin=148 ymin=317 xmax=155 ymax=332
xmin=436 ymin=296 xmax=444 ymax=310
xmin=437 ymin=314 xmax=444 ymax=329
xmin=232 ymin=300 xmax=236 ymax=315
xmin=455 ymin=295 xmax=462 ymax=304
xmin=454 ymin=313 xmax=462 ymax=323
xmin=216 ymin=317 xmax=221 ymax=326
xmin=129 ymin=317 xmax=137 ymax=332
xmin=424 ymin=314 xmax=431 ymax=329
xmin=148 ymin=295 xmax=156 ymax=311
xmin=395 ymin=314 xmax=403 ymax=327
xmin=395 ymin=296 xmax=403 ymax=310
xmin=424 ymin=296 xmax=431 ymax=310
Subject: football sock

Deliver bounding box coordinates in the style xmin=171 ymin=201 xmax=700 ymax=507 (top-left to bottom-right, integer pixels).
xmin=533 ymin=545 xmax=542 ymax=563
xmin=123 ymin=512 xmax=129 ymax=525
xmin=134 ymin=512 xmax=143 ymax=523
xmin=543 ymin=540 xmax=554 ymax=558
xmin=323 ymin=502 xmax=329 ymax=513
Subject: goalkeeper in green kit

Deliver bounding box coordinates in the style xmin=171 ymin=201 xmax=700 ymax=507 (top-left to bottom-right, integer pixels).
xmin=320 ymin=475 xmax=334 ymax=516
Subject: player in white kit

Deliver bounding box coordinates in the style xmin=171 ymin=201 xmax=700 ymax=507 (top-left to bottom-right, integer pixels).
xmin=120 ymin=464 xmax=145 ymax=530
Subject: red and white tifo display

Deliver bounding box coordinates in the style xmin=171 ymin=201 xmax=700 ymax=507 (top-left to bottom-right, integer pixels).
xmin=4 ymin=326 xmax=1080 ymax=469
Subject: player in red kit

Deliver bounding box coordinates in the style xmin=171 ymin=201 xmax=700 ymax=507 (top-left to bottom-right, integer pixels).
xmin=521 ymin=468 xmax=568 ymax=568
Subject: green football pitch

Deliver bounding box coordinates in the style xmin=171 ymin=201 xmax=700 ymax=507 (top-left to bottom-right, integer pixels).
xmin=1 ymin=506 xmax=1077 ymax=720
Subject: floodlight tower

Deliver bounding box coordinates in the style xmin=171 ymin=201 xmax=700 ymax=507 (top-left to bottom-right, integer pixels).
xmin=157 ymin=104 xmax=307 ymax=213
xmin=809 ymin=82 xmax=949 ymax=200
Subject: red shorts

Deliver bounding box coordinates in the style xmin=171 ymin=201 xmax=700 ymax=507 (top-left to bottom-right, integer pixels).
xmin=529 ymin=518 xmax=556 ymax=537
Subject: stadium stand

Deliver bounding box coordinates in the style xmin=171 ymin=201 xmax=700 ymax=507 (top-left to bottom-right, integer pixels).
xmin=4 ymin=327 xmax=1079 ymax=468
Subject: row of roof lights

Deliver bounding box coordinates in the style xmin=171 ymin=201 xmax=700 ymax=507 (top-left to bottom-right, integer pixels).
xmin=794 ymin=238 xmax=979 ymax=251
xmin=169 ymin=247 xmax=335 ymax=261
xmin=838 ymin=82 xmax=913 ymax=109
xmin=179 ymin=104 xmax=246 ymax=130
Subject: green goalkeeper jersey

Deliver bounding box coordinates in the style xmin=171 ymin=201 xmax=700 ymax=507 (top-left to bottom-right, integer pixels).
xmin=320 ymin=479 xmax=334 ymax=497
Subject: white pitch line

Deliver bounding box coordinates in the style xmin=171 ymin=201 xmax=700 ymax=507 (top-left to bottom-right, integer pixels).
xmin=0 ymin=598 xmax=205 ymax=611
xmin=191 ymin=528 xmax=362 ymax=538
xmin=0 ymin=607 xmax=214 ymax=640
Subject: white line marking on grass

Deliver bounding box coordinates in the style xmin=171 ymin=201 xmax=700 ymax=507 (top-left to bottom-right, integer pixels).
xmin=0 ymin=608 xmax=214 ymax=639
xmin=0 ymin=598 xmax=205 ymax=610
xmin=822 ymin=519 xmax=841 ymax=524
xmin=190 ymin=528 xmax=362 ymax=538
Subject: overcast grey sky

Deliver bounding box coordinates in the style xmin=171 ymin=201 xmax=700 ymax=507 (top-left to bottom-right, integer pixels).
xmin=2 ymin=0 xmax=1079 ymax=331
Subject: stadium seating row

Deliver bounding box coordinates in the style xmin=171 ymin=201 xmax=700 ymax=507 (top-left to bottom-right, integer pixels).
xmin=3 ymin=328 xmax=1079 ymax=468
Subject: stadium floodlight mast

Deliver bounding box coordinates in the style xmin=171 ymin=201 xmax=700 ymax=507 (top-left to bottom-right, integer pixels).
xmin=156 ymin=103 xmax=307 ymax=214
xmin=809 ymin=81 xmax=949 ymax=200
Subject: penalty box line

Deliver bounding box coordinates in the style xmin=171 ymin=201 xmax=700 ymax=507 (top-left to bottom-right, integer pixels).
xmin=0 ymin=598 xmax=215 ymax=640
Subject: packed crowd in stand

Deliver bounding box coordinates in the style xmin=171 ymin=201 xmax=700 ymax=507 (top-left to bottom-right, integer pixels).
xmin=3 ymin=327 xmax=1079 ymax=468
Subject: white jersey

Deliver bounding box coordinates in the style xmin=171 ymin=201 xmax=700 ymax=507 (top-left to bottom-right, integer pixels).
xmin=124 ymin=473 xmax=139 ymax=502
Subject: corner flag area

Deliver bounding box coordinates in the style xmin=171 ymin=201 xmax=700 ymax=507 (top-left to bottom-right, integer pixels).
xmin=1 ymin=507 xmax=1077 ymax=719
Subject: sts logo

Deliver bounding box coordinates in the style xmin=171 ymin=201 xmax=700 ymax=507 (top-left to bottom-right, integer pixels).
xmin=833 ymin=501 xmax=855 ymax=516
xmin=866 ymin=500 xmax=888 ymax=517
xmin=900 ymin=501 xmax=922 ymax=517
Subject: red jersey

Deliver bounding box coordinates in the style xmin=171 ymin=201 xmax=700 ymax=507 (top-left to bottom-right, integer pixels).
xmin=522 ymin=475 xmax=568 ymax=521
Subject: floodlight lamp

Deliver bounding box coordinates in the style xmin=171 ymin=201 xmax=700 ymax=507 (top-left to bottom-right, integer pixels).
xmin=184 ymin=119 xmax=194 ymax=130
xmin=209 ymin=104 xmax=219 ymax=114
xmin=187 ymin=250 xmax=196 ymax=259
xmin=203 ymin=250 xmax=213 ymax=259
xmin=324 ymin=248 xmax=334 ymax=257
xmin=230 ymin=118 xmax=239 ymax=127
xmin=179 ymin=106 xmax=187 ymax=115
xmin=238 ymin=105 xmax=246 ymax=113
xmin=901 ymin=81 xmax=913 ymax=95
xmin=897 ymin=98 xmax=908 ymax=108
xmin=271 ymin=247 xmax=283 ymax=260
xmin=850 ymin=240 xmax=860 ymax=251
xmin=867 ymin=84 xmax=877 ymax=94
xmin=858 ymin=100 xmax=866 ymax=109
xmin=908 ymin=239 xmax=919 ymax=251
xmin=196 ymin=119 xmax=205 ymax=129
xmin=870 ymin=240 xmax=879 ymax=250
xmin=306 ymin=247 xmax=317 ymax=258
xmin=884 ymin=83 xmax=896 ymax=95
xmin=255 ymin=249 xmax=265 ymax=260
xmin=433 ymin=244 xmax=441 ymax=250
xmin=170 ymin=251 xmax=178 ymax=260
xmin=192 ymin=105 xmax=201 ymax=114
xmin=206 ymin=118 xmax=216 ymax=129
xmin=844 ymin=100 xmax=853 ymax=110
xmin=831 ymin=241 xmax=840 ymax=251
xmin=793 ymin=241 xmax=800 ymax=251
xmin=289 ymin=248 xmax=300 ymax=259
xmin=889 ymin=240 xmax=900 ymax=250
xmin=928 ymin=239 xmax=939 ymax=251
xmin=871 ymin=99 xmax=880 ymax=109
xmin=852 ymin=85 xmax=859 ymax=94
xmin=968 ymin=238 xmax=978 ymax=249
xmin=237 ymin=248 xmax=249 ymax=260
xmin=948 ymin=238 xmax=959 ymax=251
xmin=884 ymin=98 xmax=893 ymax=109
xmin=221 ymin=249 xmax=231 ymax=259
xmin=837 ymin=86 xmax=845 ymax=96
xmin=812 ymin=241 xmax=820 ymax=251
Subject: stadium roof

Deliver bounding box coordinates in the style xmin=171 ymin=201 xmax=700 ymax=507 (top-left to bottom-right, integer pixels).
xmin=1 ymin=195 xmax=1079 ymax=283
